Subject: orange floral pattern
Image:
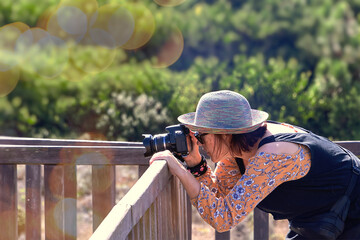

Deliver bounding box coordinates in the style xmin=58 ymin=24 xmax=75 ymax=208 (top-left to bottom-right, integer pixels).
xmin=191 ymin=145 xmax=311 ymax=232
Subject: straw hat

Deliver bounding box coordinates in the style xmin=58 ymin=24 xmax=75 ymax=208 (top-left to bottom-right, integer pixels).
xmin=177 ymin=90 xmax=269 ymax=134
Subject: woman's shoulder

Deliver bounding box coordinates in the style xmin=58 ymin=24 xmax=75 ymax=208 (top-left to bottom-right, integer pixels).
xmin=258 ymin=122 xmax=307 ymax=155
xmin=266 ymin=122 xmax=307 ymax=134
xmin=257 ymin=141 xmax=300 ymax=155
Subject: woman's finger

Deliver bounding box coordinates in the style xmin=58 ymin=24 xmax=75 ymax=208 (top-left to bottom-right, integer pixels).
xmin=149 ymin=150 xmax=173 ymax=164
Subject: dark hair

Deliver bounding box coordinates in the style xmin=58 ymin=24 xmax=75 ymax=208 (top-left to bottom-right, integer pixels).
xmin=213 ymin=124 xmax=267 ymax=157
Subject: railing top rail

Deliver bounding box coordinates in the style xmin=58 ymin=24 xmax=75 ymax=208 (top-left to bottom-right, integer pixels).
xmin=0 ymin=135 xmax=143 ymax=146
xmin=0 ymin=145 xmax=148 ymax=165
xmin=0 ymin=136 xmax=358 ymax=165
xmin=335 ymin=141 xmax=360 ymax=156
xmin=90 ymin=160 xmax=171 ymax=240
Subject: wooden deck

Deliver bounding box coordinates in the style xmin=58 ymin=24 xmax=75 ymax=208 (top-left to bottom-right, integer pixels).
xmin=0 ymin=136 xmax=359 ymax=239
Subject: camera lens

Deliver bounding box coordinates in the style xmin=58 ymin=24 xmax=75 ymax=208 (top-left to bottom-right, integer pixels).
xmin=143 ymin=133 xmax=171 ymax=157
xmin=142 ymin=124 xmax=189 ymax=157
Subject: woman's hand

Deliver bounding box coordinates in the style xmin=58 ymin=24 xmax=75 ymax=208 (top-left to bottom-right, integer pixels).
xmin=149 ymin=150 xmax=186 ymax=177
xmin=183 ymin=131 xmax=202 ymax=167
xmin=149 ymin=149 xmax=201 ymax=200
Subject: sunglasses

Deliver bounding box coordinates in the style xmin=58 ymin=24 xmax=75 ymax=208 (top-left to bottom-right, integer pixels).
xmin=194 ymin=132 xmax=208 ymax=144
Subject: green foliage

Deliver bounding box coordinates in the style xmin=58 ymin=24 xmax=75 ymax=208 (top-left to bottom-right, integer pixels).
xmin=307 ymin=59 xmax=360 ymax=139
xmin=219 ymin=55 xmax=313 ymax=126
xmin=1 ymin=0 xmax=360 ymax=141
xmin=0 ymin=61 xmax=178 ymax=139
xmin=0 ymin=0 xmax=57 ymax=27
xmin=93 ymin=92 xmax=171 ymax=141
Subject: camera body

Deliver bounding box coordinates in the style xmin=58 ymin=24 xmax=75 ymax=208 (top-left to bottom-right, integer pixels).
xmin=143 ymin=124 xmax=190 ymax=157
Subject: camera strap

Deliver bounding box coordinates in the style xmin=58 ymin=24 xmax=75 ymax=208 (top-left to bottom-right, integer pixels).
xmin=235 ymin=157 xmax=246 ymax=175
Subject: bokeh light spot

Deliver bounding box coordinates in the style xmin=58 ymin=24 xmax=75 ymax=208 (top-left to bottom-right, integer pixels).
xmin=152 ymin=26 xmax=184 ymax=68
xmin=15 ymin=28 xmax=69 ymax=78
xmin=76 ymin=152 xmax=110 ymax=165
xmin=35 ymin=35 xmax=69 ymax=78
xmin=0 ymin=67 xmax=20 ymax=97
xmin=91 ymin=4 xmax=135 ymax=48
xmin=69 ymin=32 xmax=116 ymax=74
xmin=59 ymin=0 xmax=98 ymax=19
xmin=89 ymin=28 xmax=116 ymax=49
xmin=154 ymin=0 xmax=186 ymax=7
xmin=0 ymin=23 xmax=29 ymax=71
xmin=109 ymin=8 xmax=135 ymax=47
xmin=46 ymin=9 xmax=86 ymax=44
xmin=120 ymin=3 xmax=155 ymax=50
xmin=36 ymin=6 xmax=57 ymax=29
xmin=53 ymin=198 xmax=77 ymax=238
xmin=57 ymin=6 xmax=88 ymax=36
xmin=48 ymin=165 xmax=65 ymax=199
xmin=15 ymin=28 xmax=50 ymax=58
xmin=7 ymin=22 xmax=30 ymax=33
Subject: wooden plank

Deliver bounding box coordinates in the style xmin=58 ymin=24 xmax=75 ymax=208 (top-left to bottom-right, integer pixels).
xmin=186 ymin=192 xmax=192 ymax=240
xmin=215 ymin=230 xmax=230 ymax=240
xmin=165 ymin=181 xmax=173 ymax=239
xmin=91 ymin=161 xmax=171 ymax=239
xmin=26 ymin=165 xmax=41 ymax=240
xmin=131 ymin=222 xmax=139 ymax=240
xmin=0 ymin=136 xmax=142 ymax=147
xmin=149 ymin=203 xmax=156 ymax=240
xmin=0 ymin=145 xmax=147 ymax=165
xmin=138 ymin=165 xmax=149 ymax=177
xmin=179 ymin=179 xmax=192 ymax=240
xmin=155 ymin=196 xmax=163 ymax=240
xmin=174 ymin=179 xmax=181 ymax=240
xmin=138 ymin=214 xmax=145 ymax=239
xmin=184 ymin=193 xmax=192 ymax=240
xmin=91 ymin=162 xmax=192 ymax=240
xmin=92 ymin=165 xmax=116 ymax=231
xmin=159 ymin=183 xmax=169 ymax=239
xmin=335 ymin=141 xmax=360 ymax=156
xmin=0 ymin=165 xmax=18 ymax=240
xmin=172 ymin=178 xmax=181 ymax=240
xmin=90 ymin=203 xmax=132 ymax=240
xmin=44 ymin=165 xmax=65 ymax=240
xmin=63 ymin=165 xmax=77 ymax=240
xmin=254 ymin=208 xmax=269 ymax=240
xmin=121 ymin=161 xmax=171 ymax=225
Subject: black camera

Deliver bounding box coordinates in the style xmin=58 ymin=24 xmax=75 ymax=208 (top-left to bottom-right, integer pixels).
xmin=143 ymin=124 xmax=190 ymax=157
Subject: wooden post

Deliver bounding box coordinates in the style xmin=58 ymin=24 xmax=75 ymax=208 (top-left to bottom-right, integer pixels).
xmin=138 ymin=164 xmax=149 ymax=178
xmin=92 ymin=165 xmax=116 ymax=231
xmin=215 ymin=230 xmax=230 ymax=240
xmin=63 ymin=165 xmax=77 ymax=240
xmin=44 ymin=165 xmax=65 ymax=240
xmin=186 ymin=194 xmax=192 ymax=240
xmin=254 ymin=208 xmax=269 ymax=240
xmin=26 ymin=165 xmax=41 ymax=240
xmin=0 ymin=165 xmax=18 ymax=240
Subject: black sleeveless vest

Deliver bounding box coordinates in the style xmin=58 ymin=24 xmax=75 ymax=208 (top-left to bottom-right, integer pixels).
xmin=256 ymin=127 xmax=360 ymax=223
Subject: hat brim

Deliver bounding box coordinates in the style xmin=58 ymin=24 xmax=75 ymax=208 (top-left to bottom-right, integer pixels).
xmin=177 ymin=109 xmax=269 ymax=134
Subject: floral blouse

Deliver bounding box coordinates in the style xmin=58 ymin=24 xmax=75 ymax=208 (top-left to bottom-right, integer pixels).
xmin=190 ymin=145 xmax=311 ymax=232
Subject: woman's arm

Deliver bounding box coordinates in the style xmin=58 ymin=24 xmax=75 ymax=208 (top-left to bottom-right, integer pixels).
xmin=149 ymin=150 xmax=201 ymax=199
xmin=149 ymin=131 xmax=243 ymax=200
xmin=191 ymin=146 xmax=311 ymax=232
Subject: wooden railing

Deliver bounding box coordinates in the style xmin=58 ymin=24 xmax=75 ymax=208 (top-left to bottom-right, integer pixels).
xmin=0 ymin=136 xmax=359 ymax=240
xmin=90 ymin=161 xmax=191 ymax=239
xmin=0 ymin=136 xmax=146 ymax=240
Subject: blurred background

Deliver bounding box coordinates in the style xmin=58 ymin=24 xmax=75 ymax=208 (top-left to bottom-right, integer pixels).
xmin=1 ymin=0 xmax=360 ymax=142
xmin=1 ymin=0 xmax=360 ymax=239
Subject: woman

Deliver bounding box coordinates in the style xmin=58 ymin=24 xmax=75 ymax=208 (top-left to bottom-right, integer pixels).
xmin=149 ymin=90 xmax=360 ymax=239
